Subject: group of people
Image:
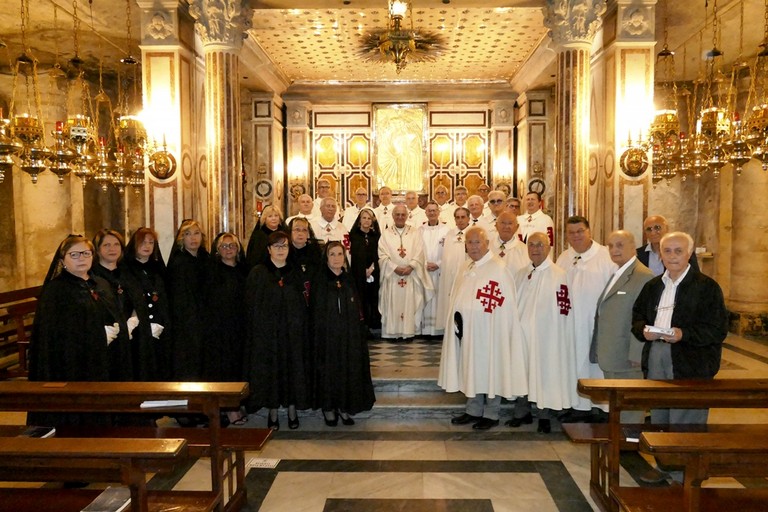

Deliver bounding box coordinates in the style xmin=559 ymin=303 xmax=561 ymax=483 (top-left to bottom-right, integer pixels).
xmin=28 ymin=179 xmax=728 ymax=437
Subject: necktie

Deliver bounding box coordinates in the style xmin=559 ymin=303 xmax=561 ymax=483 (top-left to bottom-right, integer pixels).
xmin=472 ymin=218 xmax=478 ymax=224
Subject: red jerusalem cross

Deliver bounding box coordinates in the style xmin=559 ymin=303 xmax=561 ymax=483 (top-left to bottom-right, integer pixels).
xmin=398 ymin=278 xmax=407 ymax=287
xmin=398 ymin=246 xmax=407 ymax=258
xmin=556 ymin=284 xmax=572 ymax=315
xmin=476 ymin=280 xmax=505 ymax=313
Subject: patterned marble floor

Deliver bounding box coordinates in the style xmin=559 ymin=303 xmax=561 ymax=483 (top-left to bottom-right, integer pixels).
xmin=1 ymin=333 xmax=767 ymax=511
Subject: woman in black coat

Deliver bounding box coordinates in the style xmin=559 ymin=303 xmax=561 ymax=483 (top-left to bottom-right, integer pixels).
xmin=123 ymin=227 xmax=170 ymax=381
xmin=244 ymin=231 xmax=311 ymax=430
xmin=205 ymin=232 xmax=249 ymax=425
xmin=348 ymin=208 xmax=382 ymax=331
xmin=166 ymin=219 xmax=209 ymax=381
xmin=245 ymin=205 xmax=288 ymax=269
xmin=311 ymin=241 xmax=376 ymax=426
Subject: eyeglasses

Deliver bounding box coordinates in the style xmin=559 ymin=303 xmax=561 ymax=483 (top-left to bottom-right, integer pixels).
xmin=68 ymin=250 xmax=93 ymax=259
xmin=271 ymin=244 xmax=289 ymax=249
xmin=645 ymin=224 xmax=664 ymax=233
xmin=219 ymin=243 xmax=238 ymax=250
xmin=489 ymin=199 xmax=504 ymax=205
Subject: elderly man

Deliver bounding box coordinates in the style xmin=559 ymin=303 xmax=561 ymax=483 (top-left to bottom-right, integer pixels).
xmin=311 ymin=197 xmax=349 ymax=247
xmin=286 ymin=193 xmax=316 ymax=225
xmin=439 ymin=226 xmax=527 ymax=430
xmin=405 ymin=190 xmax=427 ymax=227
xmin=342 ymin=187 xmax=370 ymax=230
xmin=631 ymin=231 xmax=727 ymax=483
xmin=452 ymin=185 xmax=469 ymax=209
xmin=435 ymin=207 xmax=471 ymax=333
xmin=378 ymin=204 xmax=433 ymax=340
xmin=311 ymin=178 xmax=333 ymax=218
xmin=466 ymin=195 xmax=489 ymax=230
xmin=637 ymin=215 xmax=699 ymax=276
xmin=435 ymin=185 xmax=455 ymax=226
xmin=556 ymin=216 xmax=616 ymax=423
xmin=508 ymin=232 xmax=575 ymax=433
xmin=420 ymin=201 xmax=450 ymax=336
xmin=491 ymin=211 xmax=528 ymax=274
xmin=476 ymin=183 xmax=492 ymax=216
xmin=482 ymin=190 xmax=506 ymax=228
xmin=590 ymin=230 xmax=654 ymax=424
xmin=373 ymin=186 xmax=395 ymax=230
xmin=517 ymin=191 xmax=554 ymax=246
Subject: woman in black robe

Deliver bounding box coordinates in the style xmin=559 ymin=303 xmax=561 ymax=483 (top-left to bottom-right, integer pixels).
xmin=205 ymin=232 xmax=249 ymax=425
xmin=245 ymin=205 xmax=288 ymax=269
xmin=348 ymin=208 xmax=382 ymax=331
xmin=287 ymin=216 xmax=321 ymax=300
xmin=244 ymin=231 xmax=310 ymax=430
xmin=311 ymin=241 xmax=376 ymax=426
xmin=124 ymin=227 xmax=169 ymax=381
xmin=166 ymin=219 xmax=209 ymax=381
xmin=28 ymin=234 xmax=125 ymax=426
xmin=91 ymin=229 xmax=139 ymax=382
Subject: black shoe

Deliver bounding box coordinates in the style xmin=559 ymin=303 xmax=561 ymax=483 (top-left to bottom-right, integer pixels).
xmin=637 ymin=467 xmax=668 ymax=484
xmin=472 ymin=418 xmax=500 ymax=430
xmin=537 ymin=419 xmax=551 ymax=433
xmin=267 ymin=417 xmax=279 ymax=430
xmin=340 ymin=415 xmax=355 ymax=426
xmin=589 ymin=410 xmax=609 ymax=423
xmin=504 ymin=413 xmax=533 ymax=427
xmin=288 ymin=415 xmax=300 ymax=430
xmin=451 ymin=413 xmax=482 ymax=425
xmin=323 ymin=410 xmax=338 ymax=427
xmin=559 ymin=410 xmax=593 ymax=423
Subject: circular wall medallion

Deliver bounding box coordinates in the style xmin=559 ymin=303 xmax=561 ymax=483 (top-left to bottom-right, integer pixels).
xmin=619 ymin=147 xmax=649 ymax=178
xmin=528 ymin=177 xmax=546 ymax=195
xmin=255 ymin=179 xmax=273 ymax=200
xmin=148 ymin=150 xmax=177 ymax=180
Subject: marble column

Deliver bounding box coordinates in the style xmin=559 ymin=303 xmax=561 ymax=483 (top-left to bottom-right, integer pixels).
xmin=544 ymin=0 xmax=606 ymax=252
xmin=189 ymin=0 xmax=252 ymax=238
xmin=284 ymin=101 xmax=312 ymax=217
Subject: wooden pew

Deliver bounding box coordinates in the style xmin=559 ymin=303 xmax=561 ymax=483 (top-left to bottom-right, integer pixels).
xmin=0 ymin=436 xmax=218 ymax=512
xmin=0 ymin=285 xmax=40 ymax=379
xmin=568 ymin=378 xmax=768 ymax=512
xmin=0 ymin=381 xmax=260 ymax=512
xmin=609 ymin=430 xmax=768 ymax=512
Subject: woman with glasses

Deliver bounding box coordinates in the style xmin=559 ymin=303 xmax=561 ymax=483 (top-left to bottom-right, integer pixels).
xmin=167 ymin=219 xmax=209 ymax=382
xmin=205 ymin=232 xmax=249 ymax=425
xmin=124 ymin=227 xmax=169 ymax=381
xmin=28 ymin=234 xmax=124 ymax=426
xmin=311 ymin=241 xmax=375 ymax=427
xmin=244 ymin=231 xmax=311 ymax=430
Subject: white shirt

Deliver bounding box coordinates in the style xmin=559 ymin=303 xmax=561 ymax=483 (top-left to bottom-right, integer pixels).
xmin=655 ymin=265 xmax=692 ymax=328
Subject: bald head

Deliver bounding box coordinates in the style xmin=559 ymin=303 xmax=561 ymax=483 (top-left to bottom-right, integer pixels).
xmin=527 ymin=232 xmax=551 ymax=266
xmin=495 ymin=211 xmax=519 ymax=242
xmin=392 ymin=204 xmax=408 ymax=228
xmin=606 ymin=230 xmax=636 ymax=266
xmin=467 ymin=195 xmax=484 ymax=218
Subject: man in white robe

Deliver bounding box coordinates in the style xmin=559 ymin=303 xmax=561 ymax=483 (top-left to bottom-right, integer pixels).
xmin=405 ymin=190 xmax=427 ymax=227
xmin=507 ymin=232 xmax=576 ymax=433
xmin=439 ymin=226 xmax=528 ymax=430
xmin=420 ymin=201 xmax=450 ymax=335
xmin=435 ymin=185 xmax=455 ymax=227
xmin=476 ymin=183 xmax=492 ymax=216
xmin=341 ymin=187 xmax=370 ymax=230
xmin=491 ymin=212 xmax=528 ymax=274
xmin=435 ymin=207 xmax=470 ymax=333
xmin=481 ymin=190 xmax=506 ymax=230
xmin=555 ymin=216 xmax=617 ymax=422
xmin=286 ymin=193 xmax=316 ymax=225
xmin=467 ymin=195 xmax=491 ymax=231
xmin=373 ymin=186 xmax=395 ymax=230
xmin=378 ymin=204 xmax=433 ymax=340
xmin=517 ymin=191 xmax=554 ymax=246
xmin=311 ymin=178 xmax=333 ymax=218
xmin=311 ymin=197 xmax=350 ymax=250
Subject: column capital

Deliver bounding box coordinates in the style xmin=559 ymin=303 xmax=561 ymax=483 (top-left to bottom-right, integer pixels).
xmin=188 ymin=0 xmax=252 ymax=49
xmin=285 ymin=101 xmax=312 ymax=129
xmin=615 ymin=0 xmax=656 ymax=42
xmin=544 ymin=0 xmax=607 ymax=47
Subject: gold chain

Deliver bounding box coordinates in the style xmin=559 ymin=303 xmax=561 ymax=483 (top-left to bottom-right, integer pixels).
xmin=72 ymin=0 xmax=80 ymax=58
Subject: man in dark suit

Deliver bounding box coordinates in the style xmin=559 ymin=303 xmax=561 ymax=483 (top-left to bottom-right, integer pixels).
xmin=591 ymin=230 xmax=654 ymax=423
xmin=636 ymin=215 xmax=699 ymax=275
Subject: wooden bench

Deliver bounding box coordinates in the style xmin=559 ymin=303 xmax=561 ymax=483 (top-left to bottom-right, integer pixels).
xmin=567 ymin=378 xmax=768 ymax=512
xmin=609 ymin=430 xmax=768 ymax=512
xmin=0 ymin=436 xmax=218 ymax=512
xmin=0 ymin=285 xmax=40 ymax=379
xmin=0 ymin=381 xmax=268 ymax=512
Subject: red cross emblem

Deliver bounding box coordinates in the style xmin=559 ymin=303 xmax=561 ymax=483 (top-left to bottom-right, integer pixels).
xmin=556 ymin=284 xmax=571 ymax=315
xmin=343 ymin=233 xmax=350 ymax=250
xmin=398 ymin=278 xmax=407 ymax=287
xmin=398 ymin=246 xmax=406 ymax=258
xmin=476 ymin=280 xmax=505 ymax=313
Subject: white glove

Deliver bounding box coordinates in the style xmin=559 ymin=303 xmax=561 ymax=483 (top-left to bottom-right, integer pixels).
xmin=150 ymin=323 xmax=165 ymax=339
xmin=105 ymin=323 xmax=120 ymax=345
xmin=126 ymin=314 xmax=140 ymax=339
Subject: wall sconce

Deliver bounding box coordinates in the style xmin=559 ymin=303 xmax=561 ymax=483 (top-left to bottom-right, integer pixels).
xmin=287 ymin=156 xmax=307 ymax=200
xmin=494 ymin=155 xmax=513 ymax=192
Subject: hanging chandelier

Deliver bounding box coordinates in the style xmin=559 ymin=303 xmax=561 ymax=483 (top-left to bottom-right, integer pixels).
xmin=358 ymin=0 xmax=447 ymax=74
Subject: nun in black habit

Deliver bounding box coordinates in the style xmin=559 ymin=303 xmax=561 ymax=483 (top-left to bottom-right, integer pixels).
xmin=311 ymin=241 xmax=376 ymax=426
xmin=166 ymin=219 xmax=209 ymax=381
xmin=28 ymin=234 xmax=127 ymax=426
xmin=123 ymin=227 xmax=170 ymax=381
xmin=244 ymin=230 xmax=311 ymax=430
